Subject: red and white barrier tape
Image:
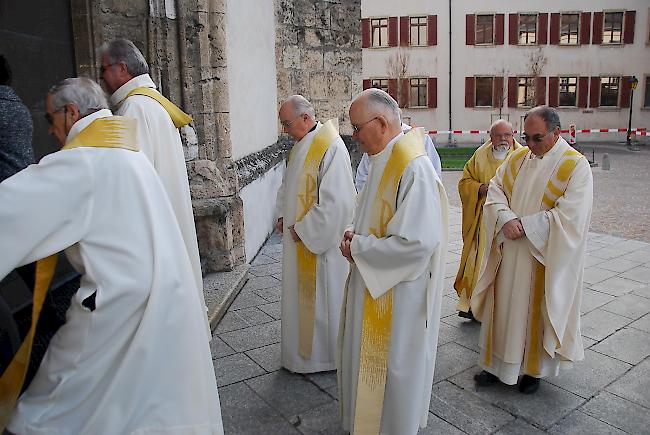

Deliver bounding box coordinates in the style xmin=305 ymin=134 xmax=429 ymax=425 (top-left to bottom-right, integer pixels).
xmin=428 ymin=128 xmax=648 ymax=136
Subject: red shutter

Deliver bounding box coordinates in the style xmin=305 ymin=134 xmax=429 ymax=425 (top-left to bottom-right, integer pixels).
xmin=550 ymin=13 xmax=560 ymax=45
xmin=580 ymin=12 xmax=591 ymax=45
xmin=362 ymin=79 xmax=371 ymax=90
xmin=589 ymin=76 xmax=600 ymax=107
xmin=388 ymin=79 xmax=398 ymax=101
xmin=361 ymin=18 xmax=370 ymax=48
xmin=509 ymin=14 xmax=518 ymax=45
xmin=549 ymin=77 xmax=559 ymax=107
xmin=400 ymin=17 xmax=409 ymax=46
xmin=465 ymin=77 xmax=475 ymax=107
xmin=493 ymin=76 xmax=504 ymax=108
xmin=388 ymin=17 xmax=398 ymax=47
xmin=577 ymin=77 xmax=589 ymax=107
xmin=428 ymin=77 xmax=437 ymax=108
xmin=536 ymin=76 xmax=547 ymax=105
xmin=427 ymin=15 xmax=437 ymax=46
xmin=495 ymin=14 xmax=505 ymax=45
xmin=592 ymin=12 xmax=603 ymax=44
xmin=620 ymin=76 xmax=632 ymax=108
xmin=624 ymin=11 xmax=636 ymax=44
xmin=507 ymin=77 xmax=518 ymax=107
xmin=466 ymin=14 xmax=475 ymax=45
xmin=537 ymin=13 xmax=548 ymax=44
xmin=399 ymin=78 xmax=409 ymax=108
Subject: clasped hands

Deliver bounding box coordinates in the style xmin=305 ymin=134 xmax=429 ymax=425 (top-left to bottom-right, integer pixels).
xmin=339 ymin=230 xmax=355 ymax=263
xmin=502 ymin=218 xmax=525 ymax=240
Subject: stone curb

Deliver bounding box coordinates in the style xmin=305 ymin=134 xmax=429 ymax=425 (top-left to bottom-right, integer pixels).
xmin=204 ymin=264 xmax=250 ymax=330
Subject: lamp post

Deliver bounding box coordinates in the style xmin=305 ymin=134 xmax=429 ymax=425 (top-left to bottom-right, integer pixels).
xmin=626 ymin=76 xmax=639 ymax=150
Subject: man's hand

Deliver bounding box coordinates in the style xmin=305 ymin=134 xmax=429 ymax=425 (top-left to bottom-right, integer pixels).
xmin=478 ymin=184 xmax=489 ymax=197
xmin=289 ymin=224 xmax=300 ymax=242
xmin=343 ymin=230 xmax=355 ymax=243
xmin=502 ymin=218 xmax=525 ymax=240
xmin=275 ymin=217 xmax=284 ymax=234
xmin=340 ymin=231 xmax=355 ymax=263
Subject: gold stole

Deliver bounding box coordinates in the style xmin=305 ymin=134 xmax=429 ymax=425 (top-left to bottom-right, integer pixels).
xmin=354 ymin=128 xmax=425 ymax=435
xmin=124 ymin=87 xmax=193 ymax=128
xmin=292 ymin=119 xmax=339 ymax=358
xmin=0 ymin=117 xmax=138 ymax=430
xmin=484 ymin=145 xmax=583 ymax=372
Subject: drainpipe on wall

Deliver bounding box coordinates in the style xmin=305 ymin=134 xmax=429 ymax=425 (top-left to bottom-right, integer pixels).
xmin=448 ymin=0 xmax=453 ymax=146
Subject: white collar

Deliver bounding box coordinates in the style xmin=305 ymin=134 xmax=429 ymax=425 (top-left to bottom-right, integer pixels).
xmin=369 ymin=131 xmax=404 ymax=163
xmin=65 ymin=109 xmax=114 ymax=145
xmin=109 ymin=74 xmax=156 ymax=107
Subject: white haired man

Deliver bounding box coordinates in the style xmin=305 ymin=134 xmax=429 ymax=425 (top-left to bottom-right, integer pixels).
xmin=275 ymin=95 xmax=355 ymax=373
xmin=454 ymin=119 xmax=521 ymax=321
xmin=0 ymin=78 xmax=223 ymax=434
xmin=472 ymin=106 xmax=593 ymax=394
xmin=100 ymin=39 xmax=207 ymax=327
xmin=338 ymin=89 xmax=448 ymax=434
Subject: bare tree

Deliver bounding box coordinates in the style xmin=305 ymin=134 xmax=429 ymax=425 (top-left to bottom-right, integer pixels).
xmin=386 ymin=48 xmax=409 ymax=108
xmin=527 ymin=46 xmax=547 ymax=105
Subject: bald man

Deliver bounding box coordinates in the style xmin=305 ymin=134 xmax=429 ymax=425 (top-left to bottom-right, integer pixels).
xmin=338 ymin=89 xmax=448 ymax=435
xmin=275 ymin=95 xmax=355 ymax=373
xmin=454 ymin=120 xmax=521 ymax=320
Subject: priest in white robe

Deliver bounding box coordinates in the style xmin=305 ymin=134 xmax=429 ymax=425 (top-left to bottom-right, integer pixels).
xmin=275 ymin=95 xmax=355 ymax=373
xmin=100 ymin=39 xmax=207 ymax=325
xmin=339 ymin=89 xmax=448 ymax=435
xmin=0 ymin=77 xmax=223 ymax=434
xmin=471 ymin=106 xmax=593 ymax=394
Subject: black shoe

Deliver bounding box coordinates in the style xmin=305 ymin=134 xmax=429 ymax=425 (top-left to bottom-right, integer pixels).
xmin=518 ymin=375 xmax=540 ymax=394
xmin=458 ymin=309 xmax=477 ymax=322
xmin=473 ymin=370 xmax=499 ymax=386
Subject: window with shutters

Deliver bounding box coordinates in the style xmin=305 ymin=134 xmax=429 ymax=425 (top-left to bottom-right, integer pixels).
xmin=560 ymin=13 xmax=580 ymax=45
xmin=559 ymin=77 xmax=578 ymax=106
xmin=518 ymin=14 xmax=537 ymax=44
xmin=600 ymin=77 xmax=620 ymax=106
xmin=410 ymin=16 xmax=427 ymax=46
xmin=409 ymin=78 xmax=428 ymax=107
xmin=476 ymin=14 xmax=495 ymax=44
xmin=517 ymin=77 xmax=536 ymax=107
xmin=371 ymin=78 xmax=389 ymax=93
xmin=475 ymin=77 xmax=494 ymax=106
xmin=371 ymin=18 xmax=389 ymax=47
xmin=602 ymin=12 xmax=623 ymax=44
xmin=644 ymin=76 xmax=650 ymax=108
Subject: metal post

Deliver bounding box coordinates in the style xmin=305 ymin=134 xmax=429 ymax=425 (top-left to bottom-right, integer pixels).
xmin=626 ymin=76 xmax=638 ymax=150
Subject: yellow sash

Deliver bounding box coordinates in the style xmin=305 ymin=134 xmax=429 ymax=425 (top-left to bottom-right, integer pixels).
xmin=292 ymin=120 xmax=339 ymax=358
xmin=484 ymin=146 xmax=584 ymax=372
xmin=354 ymin=128 xmax=425 ymax=435
xmin=0 ymin=116 xmax=138 ymax=431
xmin=124 ymin=86 xmax=193 ymax=129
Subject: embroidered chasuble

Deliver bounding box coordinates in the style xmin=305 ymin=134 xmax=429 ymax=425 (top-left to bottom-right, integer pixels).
xmin=454 ymin=140 xmax=521 ymax=312
xmin=338 ymin=128 xmax=449 ymax=435
xmin=472 ymin=137 xmax=593 ymax=385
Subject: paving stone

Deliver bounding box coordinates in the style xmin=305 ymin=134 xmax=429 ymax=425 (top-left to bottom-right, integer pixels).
xmin=581 ymin=336 xmax=597 ymax=348
xmin=210 ymin=336 xmax=237 ymax=358
xmin=267 ymin=233 xmax=283 ymax=245
xmin=433 ymin=342 xmax=479 ymax=383
xmin=493 ymin=418 xmax=546 ymax=434
xmin=246 ymin=343 xmax=282 ymax=372
xmin=445 ymin=261 xmax=460 ymax=279
xmin=233 ymin=306 xmax=275 ymax=325
xmin=219 ymin=382 xmax=299 ymax=435
xmin=260 ymin=243 xmax=284 ymax=256
xmin=440 ymin=295 xmax=458 ymax=317
xmin=610 ymin=239 xmax=650 ymax=252
xmin=243 ymin=275 xmax=282 ymax=291
xmin=591 ymin=327 xmax=650 ymax=365
xmin=585 ymin=241 xmax=607 ymax=252
xmin=581 ymin=391 xmax=650 ymax=434
xmin=594 ymin=235 xmax=627 ymax=245
xmin=214 ymin=353 xmax=266 ymax=387
xmin=305 ymin=370 xmax=337 ymax=390
xmin=258 ymin=301 xmax=282 ymax=320
xmin=590 ymin=276 xmax=647 ymax=297
xmin=230 ymin=289 xmax=270 ymax=310
xmin=620 ymin=249 xmax=650 ymax=264
xmin=449 ymin=368 xmax=585 ymax=429
xmin=545 ymin=349 xmax=631 ymax=399
xmin=295 ymin=400 xmax=343 ymax=435
xmin=245 ymin=370 xmax=334 ymax=418
xmin=325 ymin=384 xmax=338 ymax=400
xmin=606 ymin=357 xmax=650 ymax=409
xmin=250 ymin=262 xmax=283 ymax=277
xmin=220 ymin=320 xmax=282 ymax=352
xmin=273 ymin=272 xmax=283 ymax=281
xmin=251 ymin=253 xmax=277 ymax=266
xmin=618 ymin=265 xmax=650 ymax=283
xmin=584 ymin=255 xmax=606 ymax=267
xmin=629 ymin=313 xmax=650 ymax=333
xmin=548 ymin=410 xmax=626 ymax=434
xmin=418 ymin=412 xmax=465 ymax=435
xmin=600 ymin=293 xmax=650 ymax=319
xmin=597 ymin=258 xmax=642 ymax=273
xmin=254 ymin=285 xmax=282 ymax=302
xmin=429 ymin=381 xmax=515 ymax=434
xmin=437 ymin=321 xmax=465 ymax=346
xmin=215 ymin=311 xmax=249 ymax=334
xmin=452 ymin=320 xmax=482 ymax=353
xmin=589 ymin=247 xmax=630 ymax=260
xmin=580 ymin=288 xmax=616 ymax=314
xmin=632 ymin=284 xmax=650 ymax=299
xmin=582 ymin=267 xmax=619 ymax=285
xmin=580 ymin=309 xmax=632 ymax=341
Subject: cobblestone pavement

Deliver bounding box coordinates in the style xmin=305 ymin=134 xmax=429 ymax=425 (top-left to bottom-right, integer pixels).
xmin=212 ymin=206 xmax=650 ymax=434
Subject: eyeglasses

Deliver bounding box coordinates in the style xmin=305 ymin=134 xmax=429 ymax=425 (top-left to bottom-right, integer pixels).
xmin=351 ymin=117 xmax=378 ymax=134
xmin=44 ymin=107 xmax=65 ymax=125
xmin=100 ymin=63 xmax=117 ymax=74
xmin=280 ymin=115 xmax=303 ymax=128
xmin=521 ymin=131 xmax=551 ymax=143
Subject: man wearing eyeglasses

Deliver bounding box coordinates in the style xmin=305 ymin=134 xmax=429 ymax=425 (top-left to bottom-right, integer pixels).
xmin=338 ymin=89 xmax=448 ymax=435
xmin=99 ymin=39 xmax=207 ymax=331
xmin=454 ymin=120 xmax=522 ymax=321
xmin=471 ymin=106 xmax=593 ymax=394
xmin=274 ymin=95 xmax=355 ymax=374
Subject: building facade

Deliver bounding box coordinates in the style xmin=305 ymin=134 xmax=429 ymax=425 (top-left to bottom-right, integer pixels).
xmin=361 ymin=0 xmax=650 ymax=144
